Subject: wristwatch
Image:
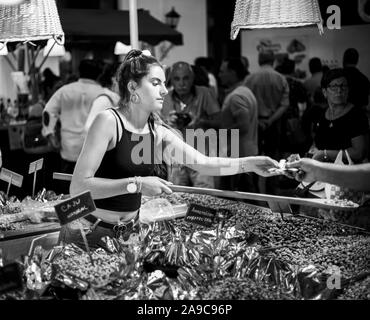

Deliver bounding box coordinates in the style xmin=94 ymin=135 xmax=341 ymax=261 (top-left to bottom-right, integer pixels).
xmin=126 ymin=177 xmax=138 ymax=193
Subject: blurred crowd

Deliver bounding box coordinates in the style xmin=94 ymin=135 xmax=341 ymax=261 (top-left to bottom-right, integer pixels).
xmin=35 ymin=47 xmax=369 ymax=195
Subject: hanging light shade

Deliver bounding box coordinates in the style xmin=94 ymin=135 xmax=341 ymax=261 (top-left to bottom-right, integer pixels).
xmin=231 ymin=0 xmax=324 ymax=40
xmin=0 ymin=0 xmax=64 ymax=44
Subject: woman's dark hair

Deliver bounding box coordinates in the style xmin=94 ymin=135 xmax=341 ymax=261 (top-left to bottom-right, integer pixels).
xmin=116 ymin=49 xmax=169 ymax=178
xmin=321 ymin=68 xmax=348 ymax=89
xmin=117 ymin=49 xmax=162 ymax=106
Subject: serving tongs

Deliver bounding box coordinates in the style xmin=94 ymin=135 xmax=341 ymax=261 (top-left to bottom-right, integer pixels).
xmin=169 ymin=185 xmax=359 ymax=211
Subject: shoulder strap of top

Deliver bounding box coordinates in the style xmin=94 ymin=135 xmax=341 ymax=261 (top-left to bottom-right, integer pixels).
xmin=110 ymin=108 xmax=125 ymax=128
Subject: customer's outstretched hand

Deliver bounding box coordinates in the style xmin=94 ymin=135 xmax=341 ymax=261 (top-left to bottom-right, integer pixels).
xmin=285 ymin=158 xmax=319 ymax=182
xmin=251 ymin=156 xmax=280 ymax=177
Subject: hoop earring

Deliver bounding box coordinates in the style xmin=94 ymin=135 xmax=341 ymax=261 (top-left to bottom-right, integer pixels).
xmin=130 ymin=93 xmax=140 ymax=104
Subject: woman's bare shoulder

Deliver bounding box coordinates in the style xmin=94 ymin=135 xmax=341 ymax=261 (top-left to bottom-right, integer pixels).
xmin=94 ymin=109 xmax=117 ymax=124
xmin=88 ymin=109 xmax=117 ymax=136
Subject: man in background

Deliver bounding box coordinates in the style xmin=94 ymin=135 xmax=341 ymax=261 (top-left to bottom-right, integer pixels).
xmin=304 ymin=57 xmax=323 ymax=106
xmin=42 ymin=59 xmax=103 ymax=177
xmin=342 ymin=48 xmax=370 ymax=110
xmin=244 ymin=51 xmax=289 ymax=194
xmin=218 ymin=57 xmax=258 ymax=192
xmin=161 ymin=61 xmax=221 ymax=188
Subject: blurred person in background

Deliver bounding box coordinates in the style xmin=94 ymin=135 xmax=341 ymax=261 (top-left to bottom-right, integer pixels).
xmin=42 ymin=59 xmax=104 ymax=179
xmin=301 ymin=87 xmax=327 ymax=154
xmin=309 ymin=68 xmax=368 ymax=164
xmin=276 ymin=58 xmax=309 ymax=156
xmin=191 ymin=64 xmax=210 ymax=87
xmin=194 ymin=56 xmax=218 ymax=99
xmin=41 ymin=68 xmax=62 ymax=103
xmin=84 ymin=62 xmax=120 ymax=134
xmin=244 ymin=50 xmax=290 ymax=194
xmin=217 ymin=57 xmax=258 ymax=192
xmin=161 ymin=61 xmax=221 ymax=188
xmin=342 ymin=48 xmax=370 ymax=111
xmin=304 ymin=57 xmax=323 ymax=106
xmin=241 ymin=56 xmax=250 ymax=77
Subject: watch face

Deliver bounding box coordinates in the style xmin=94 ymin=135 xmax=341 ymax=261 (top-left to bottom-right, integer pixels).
xmin=127 ymin=182 xmax=137 ymax=193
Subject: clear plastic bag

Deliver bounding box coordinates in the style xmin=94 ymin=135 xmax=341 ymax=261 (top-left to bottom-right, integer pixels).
xmin=139 ymin=198 xmax=175 ymax=224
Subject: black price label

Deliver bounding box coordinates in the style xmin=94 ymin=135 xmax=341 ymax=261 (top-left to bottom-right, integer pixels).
xmin=185 ymin=203 xmax=216 ymax=227
xmin=54 ymin=191 xmax=96 ymax=226
xmin=0 ymin=263 xmax=23 ymax=294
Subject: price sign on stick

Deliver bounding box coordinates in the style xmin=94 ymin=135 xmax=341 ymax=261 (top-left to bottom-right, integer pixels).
xmin=28 ymin=158 xmax=44 ymax=198
xmin=54 ymin=191 xmax=96 ymax=265
xmin=29 ymin=158 xmax=43 ymax=174
xmin=0 ymin=168 xmax=23 ymax=196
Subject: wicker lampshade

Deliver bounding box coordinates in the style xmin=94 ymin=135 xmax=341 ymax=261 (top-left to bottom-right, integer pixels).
xmin=0 ymin=0 xmax=64 ymax=44
xmin=231 ymin=0 xmax=323 ymax=40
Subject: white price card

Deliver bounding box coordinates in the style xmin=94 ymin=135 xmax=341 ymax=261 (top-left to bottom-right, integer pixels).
xmin=29 ymin=158 xmax=44 ymax=174
xmin=0 ymin=168 xmax=23 ymax=187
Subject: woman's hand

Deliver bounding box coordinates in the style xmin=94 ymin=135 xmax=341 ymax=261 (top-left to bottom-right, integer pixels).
xmin=249 ymin=156 xmax=280 ymax=177
xmin=285 ymin=158 xmax=320 ymax=182
xmin=140 ymin=176 xmax=173 ymax=197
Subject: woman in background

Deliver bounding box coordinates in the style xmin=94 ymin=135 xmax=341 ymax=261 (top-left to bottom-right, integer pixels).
xmin=309 ymin=68 xmax=368 ymax=163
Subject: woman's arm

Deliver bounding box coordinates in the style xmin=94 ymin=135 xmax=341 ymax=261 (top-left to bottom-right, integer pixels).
xmin=313 ymin=135 xmax=367 ymax=163
xmin=287 ymin=158 xmax=370 ymax=191
xmin=159 ymin=126 xmax=279 ymax=177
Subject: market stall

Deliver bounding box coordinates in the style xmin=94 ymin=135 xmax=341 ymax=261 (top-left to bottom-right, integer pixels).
xmin=0 ymin=0 xmax=368 ymax=302
xmin=1 ymin=180 xmax=368 ymax=300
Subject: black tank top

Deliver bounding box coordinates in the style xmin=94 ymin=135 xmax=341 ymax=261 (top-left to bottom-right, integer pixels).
xmin=94 ymin=108 xmax=155 ymax=211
